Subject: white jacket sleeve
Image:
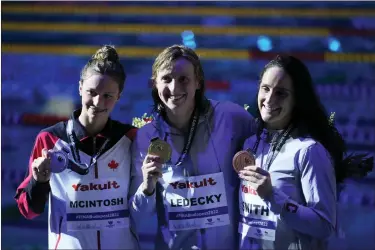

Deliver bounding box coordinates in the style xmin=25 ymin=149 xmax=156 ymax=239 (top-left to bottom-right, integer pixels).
xmin=128 ymin=128 xmax=157 ymax=214
xmin=264 ymin=142 xmax=337 ymax=239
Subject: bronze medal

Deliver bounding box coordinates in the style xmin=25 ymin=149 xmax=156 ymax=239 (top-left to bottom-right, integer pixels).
xmin=148 ymin=138 xmax=172 ymax=163
xmin=232 ymin=150 xmax=255 ymax=173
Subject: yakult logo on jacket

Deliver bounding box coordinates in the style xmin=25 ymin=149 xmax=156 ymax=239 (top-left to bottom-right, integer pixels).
xmin=72 ymin=181 xmax=120 ymax=191
xmin=169 ymin=178 xmax=216 ymax=189
xmin=241 ymin=183 xmax=258 ymax=195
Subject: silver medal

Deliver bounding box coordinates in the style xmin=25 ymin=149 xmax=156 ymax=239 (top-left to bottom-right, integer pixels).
xmin=49 ymin=149 xmax=68 ymax=173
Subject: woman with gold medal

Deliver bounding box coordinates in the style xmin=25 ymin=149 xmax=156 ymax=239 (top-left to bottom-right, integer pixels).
xmin=129 ymin=45 xmax=256 ymax=250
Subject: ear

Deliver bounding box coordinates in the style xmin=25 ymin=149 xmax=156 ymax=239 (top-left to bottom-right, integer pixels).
xmin=79 ymin=81 xmax=83 ymax=96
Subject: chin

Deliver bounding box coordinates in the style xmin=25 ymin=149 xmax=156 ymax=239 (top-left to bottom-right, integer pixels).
xmin=261 ymin=114 xmax=273 ymax=122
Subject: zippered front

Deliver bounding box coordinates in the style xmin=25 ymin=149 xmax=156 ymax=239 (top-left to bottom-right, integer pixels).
xmin=92 ymin=137 xmax=102 ymax=250
xmin=92 ymin=137 xmax=99 ymax=179
xmin=54 ymin=216 xmax=63 ymax=250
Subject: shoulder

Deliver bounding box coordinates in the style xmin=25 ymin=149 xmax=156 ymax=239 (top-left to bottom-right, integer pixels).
xmin=39 ymin=121 xmax=67 ymax=142
xmin=294 ymin=138 xmax=332 ymax=167
xmin=132 ymin=121 xmax=158 ymax=147
xmin=109 ymin=119 xmax=138 ymax=142
xmin=212 ymin=100 xmax=253 ymax=120
xmin=135 ymin=121 xmax=157 ymax=140
xmin=243 ymin=134 xmax=258 ymax=150
xmin=130 ymin=122 xmax=159 ymax=159
xmin=29 ymin=121 xmax=67 ymax=150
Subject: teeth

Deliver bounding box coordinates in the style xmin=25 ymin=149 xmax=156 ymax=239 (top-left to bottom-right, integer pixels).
xmin=264 ymin=106 xmax=278 ymax=111
xmin=170 ymin=95 xmax=184 ymax=100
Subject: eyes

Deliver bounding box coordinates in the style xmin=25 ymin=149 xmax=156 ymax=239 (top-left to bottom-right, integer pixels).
xmin=260 ymin=85 xmax=289 ymax=98
xmin=86 ymin=90 xmax=114 ymax=99
xmin=160 ymin=75 xmax=190 ymax=84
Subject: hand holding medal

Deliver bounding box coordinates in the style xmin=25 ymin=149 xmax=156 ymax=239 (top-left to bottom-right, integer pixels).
xmin=32 ymin=149 xmax=52 ymax=182
xmin=232 ymin=150 xmax=256 ymax=173
xmin=234 ymin=150 xmax=272 ymax=198
xmin=141 ymin=138 xmax=172 ymax=196
xmin=147 ymin=138 xmax=172 ymax=164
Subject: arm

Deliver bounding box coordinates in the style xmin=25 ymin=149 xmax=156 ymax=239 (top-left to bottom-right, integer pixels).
xmin=14 ymin=132 xmax=55 ymax=219
xmin=265 ymin=143 xmax=336 ymax=239
xmin=231 ymin=102 xmax=257 ymax=150
xmin=128 ymin=129 xmax=156 ymax=214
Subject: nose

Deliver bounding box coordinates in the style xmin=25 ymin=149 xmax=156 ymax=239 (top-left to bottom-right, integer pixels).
xmin=92 ymin=95 xmax=103 ymax=107
xmin=168 ymin=78 xmax=181 ymax=94
xmin=263 ymin=90 xmax=276 ymax=106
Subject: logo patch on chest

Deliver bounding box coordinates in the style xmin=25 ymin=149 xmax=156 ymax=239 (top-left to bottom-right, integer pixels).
xmin=108 ymin=160 xmax=119 ymax=170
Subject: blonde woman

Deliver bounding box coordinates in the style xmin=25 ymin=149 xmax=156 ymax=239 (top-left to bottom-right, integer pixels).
xmin=129 ymin=45 xmax=256 ymax=250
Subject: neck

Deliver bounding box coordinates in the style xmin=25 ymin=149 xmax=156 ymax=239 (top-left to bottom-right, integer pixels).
xmin=265 ymin=121 xmax=290 ymax=131
xmin=166 ymin=106 xmax=195 ymax=132
xmin=78 ymin=114 xmax=108 ymax=136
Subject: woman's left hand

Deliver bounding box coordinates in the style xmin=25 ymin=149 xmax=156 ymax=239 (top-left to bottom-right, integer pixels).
xmin=239 ymin=165 xmax=273 ymax=199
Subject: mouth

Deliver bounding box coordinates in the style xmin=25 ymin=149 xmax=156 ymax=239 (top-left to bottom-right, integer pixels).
xmin=169 ymin=94 xmax=186 ymax=102
xmin=263 ymin=105 xmax=281 ymax=112
xmin=90 ymin=108 xmax=107 ymax=114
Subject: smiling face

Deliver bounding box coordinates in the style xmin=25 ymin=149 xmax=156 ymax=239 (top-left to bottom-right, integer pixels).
xmin=258 ymin=66 xmax=295 ymax=130
xmin=79 ymin=74 xmax=120 ymax=123
xmin=154 ymin=57 xmax=200 ymax=118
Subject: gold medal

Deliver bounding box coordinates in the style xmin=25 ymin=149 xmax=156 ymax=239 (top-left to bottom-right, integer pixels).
xmin=148 ymin=138 xmax=172 ymax=163
xmin=232 ymin=150 xmax=255 ymax=173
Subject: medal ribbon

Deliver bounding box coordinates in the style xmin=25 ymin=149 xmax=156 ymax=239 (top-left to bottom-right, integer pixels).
xmin=251 ymin=124 xmax=294 ymax=171
xmin=65 ymin=119 xmax=110 ymax=175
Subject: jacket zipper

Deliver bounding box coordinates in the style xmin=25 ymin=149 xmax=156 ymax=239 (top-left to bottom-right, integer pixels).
xmin=92 ymin=137 xmax=101 ymax=250
xmin=54 ymin=216 xmax=63 ymax=250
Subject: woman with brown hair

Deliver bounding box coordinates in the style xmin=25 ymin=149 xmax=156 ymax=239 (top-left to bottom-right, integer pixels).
xmin=15 ymin=45 xmax=139 ymax=250
xmin=237 ymin=55 xmax=373 ymax=249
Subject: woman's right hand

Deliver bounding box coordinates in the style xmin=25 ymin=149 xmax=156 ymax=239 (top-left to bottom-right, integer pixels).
xmin=141 ymin=154 xmax=163 ymax=196
xmin=32 ymin=149 xmax=52 ymax=183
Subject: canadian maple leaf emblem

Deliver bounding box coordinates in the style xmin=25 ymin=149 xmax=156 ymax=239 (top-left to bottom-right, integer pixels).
xmin=108 ymin=160 xmax=119 ymax=170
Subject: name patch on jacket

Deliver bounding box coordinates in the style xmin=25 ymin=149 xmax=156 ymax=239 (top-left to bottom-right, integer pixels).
xmin=161 ymin=172 xmax=230 ymax=231
xmin=66 ymin=178 xmax=129 ymax=231
xmin=238 ymin=181 xmax=277 ymax=241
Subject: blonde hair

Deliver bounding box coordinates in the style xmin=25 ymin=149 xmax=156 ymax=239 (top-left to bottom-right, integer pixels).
xmin=80 ymin=45 xmax=126 ymax=92
xmin=151 ymin=45 xmax=206 ymax=114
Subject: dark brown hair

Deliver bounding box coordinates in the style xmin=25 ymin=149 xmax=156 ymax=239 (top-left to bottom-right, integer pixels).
xmin=255 ymin=55 xmax=373 ymax=183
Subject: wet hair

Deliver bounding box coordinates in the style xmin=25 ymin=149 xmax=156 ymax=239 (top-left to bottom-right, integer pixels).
xmin=255 ymin=55 xmax=372 ymax=183
xmin=80 ymin=45 xmax=126 ymax=93
xmin=150 ymin=44 xmax=207 ymax=116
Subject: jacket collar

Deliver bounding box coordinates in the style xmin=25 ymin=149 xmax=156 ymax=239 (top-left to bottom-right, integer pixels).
xmin=69 ymin=109 xmax=112 ymax=141
xmin=150 ymin=99 xmax=218 ymax=136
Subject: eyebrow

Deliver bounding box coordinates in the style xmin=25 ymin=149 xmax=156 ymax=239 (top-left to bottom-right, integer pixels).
xmin=160 ymin=70 xmax=192 ymax=76
xmin=86 ymin=88 xmax=116 ymax=94
xmin=260 ymin=83 xmax=292 ymax=93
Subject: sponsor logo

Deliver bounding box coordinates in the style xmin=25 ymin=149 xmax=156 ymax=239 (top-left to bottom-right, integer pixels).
xmin=72 ymin=181 xmax=120 ymax=191
xmin=241 ymin=184 xmax=258 ymax=195
xmin=169 ymin=178 xmax=216 ymax=189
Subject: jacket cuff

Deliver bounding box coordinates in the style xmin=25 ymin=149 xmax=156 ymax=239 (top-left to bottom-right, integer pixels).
xmin=24 ymin=177 xmax=51 ymax=214
xmin=263 ymin=187 xmax=290 ymax=215
xmin=131 ymin=184 xmax=157 ymax=213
